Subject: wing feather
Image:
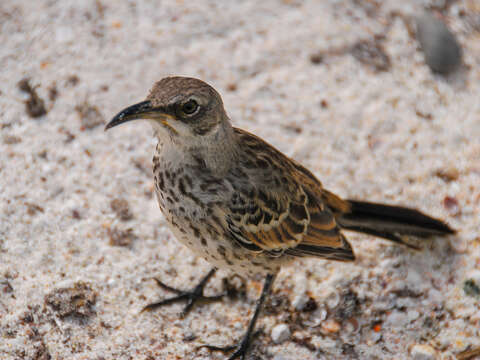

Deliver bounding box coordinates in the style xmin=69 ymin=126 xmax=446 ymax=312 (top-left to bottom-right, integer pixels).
xmin=225 ymin=128 xmax=355 ymax=261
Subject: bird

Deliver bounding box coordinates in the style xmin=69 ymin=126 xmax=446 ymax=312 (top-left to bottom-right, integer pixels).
xmin=105 ymin=76 xmax=455 ymax=359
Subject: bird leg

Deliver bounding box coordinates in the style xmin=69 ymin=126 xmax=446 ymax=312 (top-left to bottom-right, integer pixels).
xmin=142 ymin=268 xmax=223 ymax=318
xmin=199 ymin=273 xmax=275 ymax=360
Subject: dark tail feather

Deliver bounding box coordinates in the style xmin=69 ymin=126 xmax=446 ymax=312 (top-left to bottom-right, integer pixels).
xmin=338 ymin=200 xmax=455 ymax=249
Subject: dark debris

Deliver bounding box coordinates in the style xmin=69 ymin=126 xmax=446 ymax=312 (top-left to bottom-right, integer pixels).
xmin=131 ymin=157 xmax=152 ymax=176
xmin=292 ymin=334 xmax=317 ymax=352
xmin=334 ymin=289 xmax=360 ymax=321
xmin=264 ymin=292 xmax=290 ymax=315
xmin=18 ymin=78 xmax=47 ymax=118
xmin=222 ymin=274 xmax=247 ymax=300
xmin=3 ymin=135 xmax=22 ymax=145
xmin=1 ymin=279 xmax=14 ymax=294
xmin=301 ymin=295 xmax=318 ymax=312
xmin=75 ymin=100 xmax=104 ymax=130
xmin=44 ymin=281 xmax=97 ymax=319
xmin=309 ymin=52 xmax=324 ymax=64
xmin=341 ymin=343 xmax=358 ymax=359
xmin=66 ymin=74 xmax=80 ymax=87
xmin=434 ymin=167 xmax=459 ymax=182
xmin=107 ymin=227 xmax=137 ymax=247
xmin=25 ymin=202 xmax=45 ymax=216
xmin=48 ymin=83 xmax=58 ymax=102
xmin=32 ymin=340 xmax=51 ymax=360
xmin=350 ymin=39 xmax=391 ymax=72
xmin=110 ymin=198 xmax=133 ymax=221
xmin=463 ymin=279 xmax=480 ymax=298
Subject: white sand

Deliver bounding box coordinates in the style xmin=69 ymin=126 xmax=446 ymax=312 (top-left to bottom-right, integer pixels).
xmin=1 ymin=1 xmax=479 ymax=359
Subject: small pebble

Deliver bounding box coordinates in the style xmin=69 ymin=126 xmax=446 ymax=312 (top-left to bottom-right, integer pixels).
xmin=450 ymin=235 xmax=468 ymax=254
xmin=385 ymin=310 xmax=408 ymax=328
xmin=434 ymin=167 xmax=459 ymax=182
xmin=271 ymin=324 xmax=290 ymax=344
xmin=466 ymin=269 xmax=480 ymax=286
xmin=464 ymin=270 xmax=480 ymax=298
xmin=411 ymin=344 xmax=437 ymax=360
xmin=415 ymin=12 xmax=462 ymax=74
xmin=183 ymin=330 xmax=196 ymax=342
xmin=443 ymin=196 xmax=460 ymax=215
xmin=369 ymin=332 xmax=382 ymax=345
xmin=292 ymin=293 xmax=308 ymax=311
xmin=321 ymin=319 xmax=341 ymax=334
xmin=407 ymin=309 xmax=420 ymax=322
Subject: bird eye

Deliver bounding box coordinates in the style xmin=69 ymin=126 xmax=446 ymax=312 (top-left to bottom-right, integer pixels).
xmin=182 ymin=99 xmax=199 ymax=115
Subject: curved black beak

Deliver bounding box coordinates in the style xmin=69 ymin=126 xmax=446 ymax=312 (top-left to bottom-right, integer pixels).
xmin=105 ymin=100 xmax=158 ymax=131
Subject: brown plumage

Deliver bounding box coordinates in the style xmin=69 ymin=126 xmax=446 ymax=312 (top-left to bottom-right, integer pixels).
xmin=105 ymin=76 xmax=455 ymax=360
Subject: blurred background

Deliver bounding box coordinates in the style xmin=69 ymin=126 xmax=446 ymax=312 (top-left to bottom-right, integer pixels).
xmin=1 ymin=1 xmax=479 ymax=359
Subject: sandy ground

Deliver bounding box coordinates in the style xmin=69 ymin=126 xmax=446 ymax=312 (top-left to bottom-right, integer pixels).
xmin=1 ymin=1 xmax=480 ymax=359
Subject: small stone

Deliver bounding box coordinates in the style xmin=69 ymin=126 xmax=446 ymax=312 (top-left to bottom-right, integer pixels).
xmin=443 ymin=196 xmax=460 ymax=215
xmin=464 ymin=270 xmax=480 ymax=298
xmin=292 ymin=293 xmax=308 ymax=311
xmin=271 ymin=324 xmax=290 ymax=344
xmin=226 ymin=82 xmax=237 ymax=92
xmin=321 ymin=319 xmax=341 ymax=333
xmin=415 ymin=12 xmax=462 ymax=74
xmin=450 ymin=235 xmax=467 ymax=253
xmin=407 ymin=309 xmax=420 ymax=322
xmin=411 ymin=344 xmax=437 ymax=360
xmin=434 ymin=167 xmax=459 ymax=182
xmin=406 ymin=269 xmax=422 ymax=284
xmin=467 ymin=270 xmax=480 ymax=286
xmin=183 ymin=330 xmax=196 ymax=342
xmin=385 ymin=310 xmax=408 ymax=328
xmin=428 ymin=288 xmax=443 ymax=305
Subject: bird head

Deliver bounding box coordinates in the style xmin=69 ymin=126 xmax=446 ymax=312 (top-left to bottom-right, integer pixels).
xmin=106 ymin=76 xmax=229 ymax=142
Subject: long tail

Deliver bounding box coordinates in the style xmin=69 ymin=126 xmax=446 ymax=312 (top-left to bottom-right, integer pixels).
xmin=337 ymin=200 xmax=456 ymax=249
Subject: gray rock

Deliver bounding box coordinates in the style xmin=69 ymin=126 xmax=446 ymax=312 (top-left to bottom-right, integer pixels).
xmin=416 ymin=12 xmax=462 ymax=74
xmin=411 ymin=344 xmax=437 ymax=360
xmin=271 ymin=324 xmax=291 ymax=344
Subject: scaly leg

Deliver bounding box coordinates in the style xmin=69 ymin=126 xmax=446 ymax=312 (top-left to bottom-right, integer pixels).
xmin=199 ymin=273 xmax=275 ymax=360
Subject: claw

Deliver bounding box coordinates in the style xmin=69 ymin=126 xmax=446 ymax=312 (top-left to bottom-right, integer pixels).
xmin=198 ymin=329 xmax=262 ymax=360
xmin=142 ymin=269 xmax=222 ymax=317
xmin=152 ymin=278 xmax=183 ymax=294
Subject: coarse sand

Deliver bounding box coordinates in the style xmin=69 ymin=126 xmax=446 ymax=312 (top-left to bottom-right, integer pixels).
xmin=1 ymin=1 xmax=479 ymax=359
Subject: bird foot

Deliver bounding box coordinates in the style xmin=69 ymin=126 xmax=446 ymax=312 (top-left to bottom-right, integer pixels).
xmin=198 ymin=330 xmax=261 ymax=360
xmin=142 ymin=269 xmax=222 ymax=318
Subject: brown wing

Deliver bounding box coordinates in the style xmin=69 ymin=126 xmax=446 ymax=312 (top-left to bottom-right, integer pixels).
xmin=226 ymin=128 xmax=355 ymax=261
